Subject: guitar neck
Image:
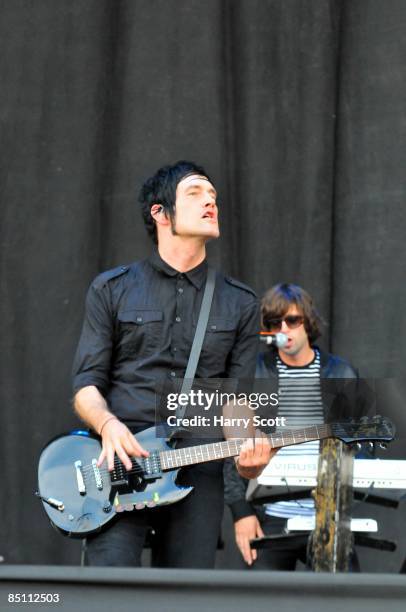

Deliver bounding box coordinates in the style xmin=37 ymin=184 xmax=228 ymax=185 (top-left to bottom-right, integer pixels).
xmin=159 ymin=424 xmax=332 ymax=470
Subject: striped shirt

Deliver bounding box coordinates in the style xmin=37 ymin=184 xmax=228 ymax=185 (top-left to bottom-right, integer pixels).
xmin=265 ymin=349 xmax=323 ymax=518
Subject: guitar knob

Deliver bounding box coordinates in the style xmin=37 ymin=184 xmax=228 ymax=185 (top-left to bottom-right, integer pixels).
xmin=103 ymin=502 xmax=112 ymax=513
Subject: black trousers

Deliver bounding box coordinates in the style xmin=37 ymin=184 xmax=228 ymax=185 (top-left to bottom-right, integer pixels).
xmin=85 ymin=462 xmax=224 ymax=568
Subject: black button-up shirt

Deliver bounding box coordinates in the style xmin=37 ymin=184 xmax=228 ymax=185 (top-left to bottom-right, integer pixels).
xmin=72 ymin=251 xmax=259 ymax=428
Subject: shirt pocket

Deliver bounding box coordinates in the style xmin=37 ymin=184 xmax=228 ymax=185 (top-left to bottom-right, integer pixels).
xmin=116 ymin=309 xmax=163 ymax=361
xmin=200 ymin=318 xmax=237 ymax=372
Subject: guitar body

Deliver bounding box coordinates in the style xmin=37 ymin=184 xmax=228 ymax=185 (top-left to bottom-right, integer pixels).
xmin=38 ymin=427 xmax=192 ymax=538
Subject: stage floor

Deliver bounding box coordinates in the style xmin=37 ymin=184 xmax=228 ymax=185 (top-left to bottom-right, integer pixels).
xmin=1 ymin=565 xmax=406 ymax=612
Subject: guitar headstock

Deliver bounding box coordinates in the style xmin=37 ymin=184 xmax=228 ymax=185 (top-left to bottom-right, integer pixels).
xmin=330 ymin=416 xmax=395 ymax=447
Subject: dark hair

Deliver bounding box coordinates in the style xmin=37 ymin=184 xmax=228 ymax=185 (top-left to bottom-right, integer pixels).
xmin=261 ymin=283 xmax=323 ymax=344
xmin=138 ymin=160 xmax=211 ymax=244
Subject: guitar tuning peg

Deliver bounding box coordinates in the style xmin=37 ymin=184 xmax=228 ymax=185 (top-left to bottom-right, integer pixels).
xmin=368 ymin=442 xmax=374 ymax=451
xmin=352 ymin=442 xmax=362 ymax=452
xmin=379 ymin=442 xmax=387 ymax=450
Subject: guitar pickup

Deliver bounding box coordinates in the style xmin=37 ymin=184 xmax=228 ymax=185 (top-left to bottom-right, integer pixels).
xmin=141 ymin=452 xmax=162 ymax=480
xmin=74 ymin=460 xmax=86 ymax=495
xmin=110 ymin=464 xmax=129 ymax=485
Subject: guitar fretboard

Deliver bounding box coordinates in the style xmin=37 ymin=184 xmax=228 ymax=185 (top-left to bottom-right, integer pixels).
xmin=159 ymin=424 xmax=331 ymax=470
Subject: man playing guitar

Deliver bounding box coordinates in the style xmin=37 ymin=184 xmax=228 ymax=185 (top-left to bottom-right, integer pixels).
xmin=72 ymin=161 xmax=274 ymax=567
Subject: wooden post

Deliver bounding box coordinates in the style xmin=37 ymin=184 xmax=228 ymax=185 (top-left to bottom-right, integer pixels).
xmin=311 ymin=438 xmax=354 ymax=572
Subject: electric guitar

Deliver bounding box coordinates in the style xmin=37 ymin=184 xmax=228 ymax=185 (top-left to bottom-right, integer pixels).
xmin=37 ymin=417 xmax=394 ymax=537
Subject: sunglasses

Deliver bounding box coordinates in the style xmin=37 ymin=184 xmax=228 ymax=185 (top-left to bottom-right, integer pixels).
xmin=266 ymin=315 xmax=304 ymax=332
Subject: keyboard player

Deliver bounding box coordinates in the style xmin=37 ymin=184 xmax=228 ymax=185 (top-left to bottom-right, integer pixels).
xmin=224 ymin=283 xmax=366 ymax=570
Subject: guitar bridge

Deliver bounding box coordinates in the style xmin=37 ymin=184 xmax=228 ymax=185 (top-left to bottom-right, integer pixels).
xmin=92 ymin=459 xmax=103 ymax=490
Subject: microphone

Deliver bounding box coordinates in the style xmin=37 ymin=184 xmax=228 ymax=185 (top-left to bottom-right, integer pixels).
xmin=259 ymin=332 xmax=288 ymax=347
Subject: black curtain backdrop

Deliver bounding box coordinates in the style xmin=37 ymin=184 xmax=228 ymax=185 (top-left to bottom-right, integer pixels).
xmin=1 ymin=0 xmax=405 ymax=569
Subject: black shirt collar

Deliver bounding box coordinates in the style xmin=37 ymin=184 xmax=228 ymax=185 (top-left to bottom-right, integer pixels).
xmin=148 ymin=250 xmax=207 ymax=289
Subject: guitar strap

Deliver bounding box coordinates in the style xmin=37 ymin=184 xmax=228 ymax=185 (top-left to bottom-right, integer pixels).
xmin=175 ymin=266 xmax=216 ymax=421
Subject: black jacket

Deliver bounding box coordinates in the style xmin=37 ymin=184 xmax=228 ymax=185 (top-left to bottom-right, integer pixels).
xmin=224 ymin=347 xmax=364 ymax=522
